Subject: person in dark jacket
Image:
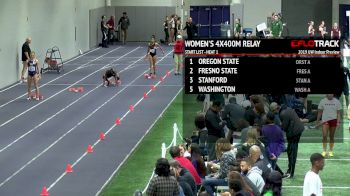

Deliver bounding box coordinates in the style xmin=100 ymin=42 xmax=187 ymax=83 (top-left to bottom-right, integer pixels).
xmin=222 ymin=97 xmax=245 ymax=142
xmin=183 ymin=17 xmax=197 ymax=39
xmin=169 ymin=160 xmax=197 ymax=196
xmin=205 ymin=100 xmax=226 ymax=161
xmin=270 ymin=102 xmax=304 ymax=178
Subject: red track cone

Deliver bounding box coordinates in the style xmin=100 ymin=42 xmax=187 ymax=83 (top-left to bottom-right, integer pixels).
xmin=87 ymin=145 xmax=93 ymax=153
xmin=77 ymin=87 xmax=84 ymax=92
xmin=100 ymin=132 xmax=105 ymax=140
xmin=129 ymin=105 xmax=134 ymax=112
xmin=40 ymin=186 xmax=49 ymax=196
xmin=65 ymin=164 xmax=73 ymax=173
xmin=143 ymin=92 xmax=148 ymax=98
xmin=151 ymin=85 xmax=156 ymax=91
xmin=115 ymin=118 xmax=121 ymax=125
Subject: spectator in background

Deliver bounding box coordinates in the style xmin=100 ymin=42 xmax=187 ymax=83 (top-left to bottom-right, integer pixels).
xmin=179 ymin=144 xmax=191 ymax=158
xmin=101 ymin=15 xmax=108 ymax=48
xmin=240 ymin=158 xmax=265 ymax=194
xmin=261 ymin=171 xmax=283 ymax=196
xmin=169 ymin=146 xmax=202 ymax=185
xmin=271 ymin=13 xmax=283 ymax=38
xmin=228 ymin=171 xmax=253 ymax=196
xmin=163 ymin=16 xmax=169 ymax=44
xmin=308 ymin=21 xmax=315 ymax=37
xmin=331 ymin=22 xmax=341 ymax=39
xmin=146 ymin=158 xmax=179 ymax=195
xmin=270 ymin=102 xmax=304 ymax=179
xmin=21 ymin=37 xmax=32 ymax=82
xmin=169 ymin=160 xmax=197 ymax=196
xmin=183 ymin=17 xmax=197 ymax=39
xmin=234 ymin=18 xmax=243 ymax=38
xmin=205 ymin=100 xmax=226 ymax=161
xmin=241 ymin=128 xmax=265 ymax=155
xmin=173 ymin=34 xmax=184 ymax=75
xmin=118 ymin=12 xmax=130 ymax=44
xmin=230 ymin=161 xmax=261 ymax=196
xmin=194 ymin=113 xmax=208 ymax=155
xmin=188 ymin=143 xmax=207 ymax=179
xmin=106 ymin=16 xmax=115 ymax=44
xmin=316 ymin=94 xmax=342 ymax=157
xmin=261 ymin=112 xmax=285 ymax=172
xmin=222 ymin=97 xmax=245 ymax=142
xmin=249 ymin=145 xmax=272 ymax=181
xmin=26 ymin=51 xmax=41 ymax=101
xmin=202 ymin=138 xmax=234 ymax=196
xmin=237 ymin=119 xmax=250 ymax=144
xmin=303 ymin=153 xmax=325 ymax=196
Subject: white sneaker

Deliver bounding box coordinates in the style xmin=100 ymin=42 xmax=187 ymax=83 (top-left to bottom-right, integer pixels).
xmin=26 ymin=97 xmax=31 ymax=101
xmin=35 ymin=97 xmax=40 ymax=101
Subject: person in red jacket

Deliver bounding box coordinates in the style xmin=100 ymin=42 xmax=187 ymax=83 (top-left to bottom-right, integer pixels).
xmin=173 ymin=35 xmax=184 ymax=75
xmin=169 ymin=146 xmax=202 ymax=185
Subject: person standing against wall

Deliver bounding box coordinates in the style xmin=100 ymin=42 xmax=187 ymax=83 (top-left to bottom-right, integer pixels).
xmin=271 ymin=14 xmax=283 ymax=38
xmin=107 ymin=16 xmax=115 ymax=45
xmin=118 ymin=12 xmax=130 ymax=45
xmin=21 ymin=37 xmax=32 ymax=83
xmin=101 ymin=15 xmax=108 ymax=48
xmin=331 ymin=22 xmax=341 ymax=39
xmin=163 ymin=16 xmax=169 ymax=44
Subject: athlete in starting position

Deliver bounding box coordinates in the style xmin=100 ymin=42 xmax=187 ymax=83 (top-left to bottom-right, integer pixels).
xmin=103 ymin=68 xmax=120 ymax=87
xmin=145 ymin=35 xmax=164 ymax=79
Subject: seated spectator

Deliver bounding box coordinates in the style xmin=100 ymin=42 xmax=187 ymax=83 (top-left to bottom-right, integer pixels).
xmin=241 ymin=128 xmax=265 ymax=156
xmin=240 ymin=158 xmax=265 ymax=194
xmin=169 ymin=168 xmax=186 ymax=196
xmin=229 ymin=160 xmax=260 ymax=196
xmin=189 ymin=143 xmax=207 ymax=178
xmin=169 ymin=146 xmax=202 ymax=185
xmin=235 ymin=149 xmax=248 ymax=163
xmin=249 ymin=145 xmax=273 ymax=181
xmin=262 ymin=171 xmax=282 ymax=196
xmin=169 ymin=160 xmax=197 ymax=196
xmin=146 ymin=158 xmax=179 ymax=195
xmin=179 ymin=144 xmax=191 ymax=158
xmin=202 ymin=138 xmax=234 ymax=196
xmin=228 ymin=171 xmax=253 ymax=196
xmin=261 ymin=112 xmax=285 ymax=175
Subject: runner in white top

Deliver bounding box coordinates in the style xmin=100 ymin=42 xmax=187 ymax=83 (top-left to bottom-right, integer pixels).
xmin=316 ymin=94 xmax=342 ymax=157
xmin=303 ymin=153 xmax=324 ymax=196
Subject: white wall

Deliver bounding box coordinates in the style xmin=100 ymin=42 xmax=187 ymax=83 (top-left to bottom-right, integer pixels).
xmin=242 ymin=0 xmax=281 ymax=33
xmin=0 ymin=0 xmax=106 ymax=89
xmin=112 ymin=0 xmax=175 ymax=7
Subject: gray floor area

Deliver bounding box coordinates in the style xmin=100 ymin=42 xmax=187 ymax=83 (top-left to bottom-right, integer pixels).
xmin=0 ymin=44 xmax=183 ymax=196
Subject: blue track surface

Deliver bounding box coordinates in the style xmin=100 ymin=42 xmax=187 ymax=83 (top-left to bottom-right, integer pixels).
xmin=0 ymin=44 xmax=183 ymax=196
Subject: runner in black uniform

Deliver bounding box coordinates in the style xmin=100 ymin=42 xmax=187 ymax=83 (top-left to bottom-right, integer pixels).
xmin=27 ymin=51 xmax=41 ymax=100
xmin=144 ymin=35 xmax=164 ymax=79
xmin=103 ymin=68 xmax=120 ymax=87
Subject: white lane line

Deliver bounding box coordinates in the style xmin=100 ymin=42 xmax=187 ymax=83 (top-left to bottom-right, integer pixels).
xmin=0 ymin=47 xmax=121 ymax=110
xmin=0 ymin=47 xmax=138 ymax=128
xmin=0 ymin=48 xmax=101 ymax=93
xmin=0 ymin=48 xmax=154 ymax=188
xmin=47 ymin=51 xmax=173 ymax=191
xmin=0 ymin=55 xmax=145 ymax=154
xmin=283 ymin=186 xmax=350 ymax=189
xmin=95 ymin=86 xmax=181 ymax=196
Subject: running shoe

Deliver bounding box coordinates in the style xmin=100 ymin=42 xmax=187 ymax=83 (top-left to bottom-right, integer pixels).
xmin=328 ymin=151 xmax=334 ymax=157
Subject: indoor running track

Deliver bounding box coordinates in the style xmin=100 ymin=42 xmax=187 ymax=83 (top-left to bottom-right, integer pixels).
xmin=0 ymin=44 xmax=183 ymax=196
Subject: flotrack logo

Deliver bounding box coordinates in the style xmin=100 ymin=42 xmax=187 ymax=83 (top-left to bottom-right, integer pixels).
xmin=291 ymin=40 xmax=339 ymax=48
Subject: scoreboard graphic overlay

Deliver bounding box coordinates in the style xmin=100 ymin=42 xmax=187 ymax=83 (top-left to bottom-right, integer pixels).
xmin=184 ymin=39 xmax=343 ymax=94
